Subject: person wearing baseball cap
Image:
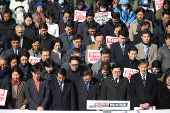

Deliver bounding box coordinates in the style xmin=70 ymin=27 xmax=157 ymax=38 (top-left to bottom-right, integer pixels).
xmin=76 ymin=0 xmax=89 ymax=11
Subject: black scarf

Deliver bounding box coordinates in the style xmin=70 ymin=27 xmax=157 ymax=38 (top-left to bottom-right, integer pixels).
xmin=136 ymin=18 xmax=144 ymax=33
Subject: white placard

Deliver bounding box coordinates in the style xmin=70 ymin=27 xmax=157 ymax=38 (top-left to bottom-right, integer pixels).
xmin=74 ymin=10 xmax=87 ymax=22
xmin=0 ymin=89 xmax=8 ymax=106
xmin=123 ymin=68 xmax=139 ymax=81
xmin=87 ymin=100 xmax=130 ymax=110
xmin=88 ymin=50 xmax=101 ymax=64
xmin=94 ymin=11 xmax=111 ymax=26
xmin=134 ymin=106 xmax=156 ymax=111
xmin=155 ymin=0 xmax=164 ymax=11
xmin=29 ymin=56 xmax=41 ymax=65
xmin=106 ymin=36 xmax=118 ymax=48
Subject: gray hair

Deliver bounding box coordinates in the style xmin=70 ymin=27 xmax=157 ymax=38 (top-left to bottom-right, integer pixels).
xmin=0 ymin=56 xmax=7 ymax=61
xmin=15 ymin=24 xmax=25 ymax=31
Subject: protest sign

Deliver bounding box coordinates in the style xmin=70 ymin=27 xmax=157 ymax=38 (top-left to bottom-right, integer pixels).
xmin=87 ymin=100 xmax=130 ymax=110
xmin=134 ymin=106 xmax=156 ymax=111
xmin=88 ymin=50 xmax=101 ymax=64
xmin=74 ymin=10 xmax=87 ymax=22
xmin=123 ymin=68 xmax=139 ymax=81
xmin=155 ymin=0 xmax=164 ymax=11
xmin=29 ymin=56 xmax=41 ymax=65
xmin=94 ymin=11 xmax=111 ymax=26
xmin=106 ymin=36 xmax=118 ymax=48
xmin=0 ymin=89 xmax=8 ymax=106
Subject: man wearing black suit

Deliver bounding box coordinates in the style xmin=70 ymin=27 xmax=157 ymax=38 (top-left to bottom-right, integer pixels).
xmin=15 ymin=25 xmax=32 ymax=50
xmin=50 ymin=68 xmax=76 ymax=110
xmin=133 ymin=21 xmax=158 ymax=46
xmin=121 ymin=46 xmax=138 ymax=73
xmin=110 ymin=28 xmax=132 ymax=63
xmin=25 ymin=64 xmax=50 ymax=110
xmin=5 ymin=35 xmax=24 ymax=58
xmin=101 ymin=63 xmax=130 ymax=100
xmin=130 ymin=59 xmax=157 ymax=110
xmin=75 ymin=68 xmax=100 ymax=110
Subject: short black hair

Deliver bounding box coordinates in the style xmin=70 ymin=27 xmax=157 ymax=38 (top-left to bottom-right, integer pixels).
xmin=152 ymin=60 xmax=161 ymax=68
xmin=163 ymin=0 xmax=170 ymax=6
xmin=141 ymin=29 xmax=151 ymax=36
xmin=19 ymin=50 xmax=30 ymax=59
xmin=111 ymin=11 xmax=120 ymax=19
xmin=3 ymin=9 xmax=12 ymax=16
xmin=113 ymin=23 xmax=122 ymax=30
xmin=98 ymin=0 xmax=107 ymax=7
xmin=71 ymin=48 xmax=81 ymax=55
xmin=44 ymin=11 xmax=54 ymax=19
xmin=7 ymin=54 xmax=20 ymax=66
xmin=69 ymin=56 xmax=80 ymax=63
xmin=111 ymin=62 xmax=122 ymax=70
xmin=51 ymin=38 xmax=63 ymax=49
xmin=24 ymin=13 xmax=33 ymax=20
xmin=135 ymin=7 xmax=145 ymax=15
xmin=137 ymin=59 xmax=148 ymax=66
xmin=10 ymin=66 xmax=24 ymax=80
xmin=100 ymin=62 xmax=111 ymax=71
xmin=40 ymin=48 xmax=51 ymax=55
xmin=62 ymin=10 xmax=71 ymax=17
xmin=118 ymin=28 xmax=129 ymax=37
xmin=163 ymin=68 xmax=170 ymax=83
xmin=56 ymin=68 xmax=66 ymax=76
xmin=95 ymin=32 xmax=104 ymax=39
xmin=39 ymin=23 xmax=48 ymax=29
xmin=166 ymin=21 xmax=170 ymax=27
xmin=31 ymin=36 xmax=41 ymax=44
xmin=162 ymin=11 xmax=170 ymax=17
xmin=140 ymin=21 xmax=150 ymax=28
xmin=100 ymin=48 xmax=111 ymax=55
xmin=86 ymin=10 xmax=94 ymax=17
xmin=73 ymin=34 xmax=83 ymax=41
xmin=166 ymin=33 xmax=170 ymax=40
xmin=65 ymin=22 xmax=74 ymax=28
xmin=31 ymin=63 xmax=43 ymax=72
xmin=128 ymin=46 xmax=138 ymax=53
xmin=81 ymin=68 xmax=93 ymax=77
xmin=88 ymin=22 xmax=97 ymax=29
xmin=43 ymin=58 xmax=55 ymax=67
xmin=10 ymin=35 xmax=20 ymax=42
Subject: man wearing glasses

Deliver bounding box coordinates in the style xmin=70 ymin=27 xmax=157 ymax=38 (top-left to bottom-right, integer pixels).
xmin=101 ymin=63 xmax=130 ymax=101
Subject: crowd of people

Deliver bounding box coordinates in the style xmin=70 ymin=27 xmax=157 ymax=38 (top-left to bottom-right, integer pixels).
xmin=0 ymin=0 xmax=170 ymax=111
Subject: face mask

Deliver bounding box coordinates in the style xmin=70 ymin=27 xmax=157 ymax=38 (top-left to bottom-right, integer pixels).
xmin=143 ymin=6 xmax=148 ymax=10
xmin=0 ymin=5 xmax=5 ymax=9
xmin=100 ymin=8 xmax=106 ymax=12
xmin=58 ymin=0 xmax=64 ymax=5
xmin=121 ymin=6 xmax=127 ymax=10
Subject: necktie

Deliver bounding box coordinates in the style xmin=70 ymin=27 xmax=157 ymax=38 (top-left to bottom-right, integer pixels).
xmin=143 ymin=74 xmax=146 ymax=84
xmin=122 ymin=45 xmax=125 ymax=54
xmin=86 ymin=83 xmax=89 ymax=91
xmin=14 ymin=49 xmax=17 ymax=55
xmin=34 ymin=53 xmax=38 ymax=57
xmin=60 ymin=83 xmax=62 ymax=92
xmin=115 ymin=78 xmax=118 ymax=87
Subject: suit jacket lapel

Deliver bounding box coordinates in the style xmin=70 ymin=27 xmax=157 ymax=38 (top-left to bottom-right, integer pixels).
xmin=38 ymin=79 xmax=43 ymax=94
xmin=148 ymin=44 xmax=153 ymax=58
xmin=117 ymin=42 xmax=123 ymax=55
xmin=136 ymin=72 xmax=145 ymax=89
xmin=145 ymin=72 xmax=151 ymax=88
xmin=31 ymin=78 xmax=39 ymax=97
xmin=53 ymin=77 xmax=62 ymax=95
xmin=139 ymin=43 xmax=146 ymax=59
xmin=118 ymin=77 xmax=124 ymax=88
xmin=87 ymin=81 xmax=94 ymax=96
xmin=62 ymin=80 xmax=69 ymax=95
xmin=80 ymin=78 xmax=88 ymax=96
xmin=17 ymin=82 xmax=24 ymax=95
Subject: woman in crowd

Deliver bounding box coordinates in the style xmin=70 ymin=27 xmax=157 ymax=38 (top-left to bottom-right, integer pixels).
xmin=22 ymin=13 xmax=38 ymax=39
xmin=51 ymin=38 xmax=66 ymax=67
xmin=114 ymin=0 xmax=135 ymax=28
xmin=41 ymin=58 xmax=55 ymax=80
xmin=45 ymin=12 xmax=59 ymax=37
xmin=157 ymin=69 xmax=170 ymax=109
xmin=8 ymin=66 xmax=28 ymax=110
xmin=7 ymin=54 xmax=20 ymax=69
xmin=19 ymin=50 xmax=32 ymax=81
xmin=32 ymin=1 xmax=45 ymax=27
xmin=28 ymin=37 xmax=41 ymax=58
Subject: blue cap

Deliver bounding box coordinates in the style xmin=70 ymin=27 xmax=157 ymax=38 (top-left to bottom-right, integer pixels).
xmin=139 ymin=0 xmax=150 ymax=5
xmin=119 ymin=0 xmax=129 ymax=5
xmin=36 ymin=1 xmax=44 ymax=9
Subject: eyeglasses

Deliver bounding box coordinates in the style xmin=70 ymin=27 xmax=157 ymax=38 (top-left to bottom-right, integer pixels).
xmin=70 ymin=64 xmax=79 ymax=67
xmin=75 ymin=41 xmax=82 ymax=44
xmin=113 ymin=71 xmax=121 ymax=74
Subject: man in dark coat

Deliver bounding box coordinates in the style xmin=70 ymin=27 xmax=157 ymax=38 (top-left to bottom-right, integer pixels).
xmin=25 ymin=64 xmax=50 ymax=110
xmin=50 ymin=68 xmax=76 ymax=110
xmin=0 ymin=9 xmax=16 ymax=40
xmin=0 ymin=34 xmax=9 ymax=56
xmin=37 ymin=23 xmax=55 ymax=50
xmin=28 ymin=0 xmax=50 ymax=14
xmin=101 ymin=63 xmax=130 ymax=100
xmin=75 ymin=68 xmax=100 ymax=110
xmin=110 ymin=28 xmax=132 ymax=63
xmin=130 ymin=59 xmax=157 ymax=110
xmin=133 ymin=21 xmax=158 ymax=46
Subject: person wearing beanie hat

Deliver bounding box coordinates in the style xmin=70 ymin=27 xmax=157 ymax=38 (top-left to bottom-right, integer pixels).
xmin=114 ymin=0 xmax=135 ymax=28
xmin=32 ymin=1 xmax=45 ymax=27
xmin=10 ymin=0 xmax=29 ymax=14
xmin=76 ymin=0 xmax=89 ymax=11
